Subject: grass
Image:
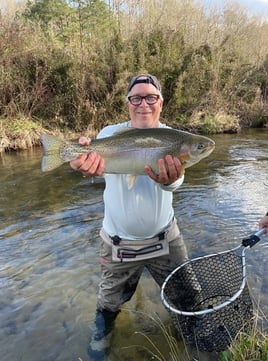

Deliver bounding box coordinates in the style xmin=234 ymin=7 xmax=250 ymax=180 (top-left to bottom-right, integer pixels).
xmin=0 ymin=116 xmax=99 ymax=153
xmin=219 ymin=320 xmax=268 ymax=361
xmin=0 ymin=116 xmax=43 ymax=151
xmin=124 ymin=313 xmax=193 ymax=361
xmin=190 ymin=111 xmax=241 ymax=134
xmin=135 ymin=319 xmax=190 ymax=361
xmin=126 ymin=311 xmax=268 ymax=361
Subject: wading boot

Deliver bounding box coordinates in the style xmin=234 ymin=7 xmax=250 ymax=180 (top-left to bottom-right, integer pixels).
xmin=87 ymin=309 xmax=119 ymax=361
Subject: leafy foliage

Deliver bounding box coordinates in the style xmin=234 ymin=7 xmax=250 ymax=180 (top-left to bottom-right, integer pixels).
xmin=1 ymin=0 xmax=268 ymax=134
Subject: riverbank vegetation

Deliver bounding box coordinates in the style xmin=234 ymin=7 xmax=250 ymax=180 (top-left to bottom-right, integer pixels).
xmin=219 ymin=319 xmax=268 ymax=361
xmin=136 ymin=312 xmax=268 ymax=361
xmin=220 ymin=330 xmax=268 ymax=361
xmin=1 ymin=0 xmax=268 ymax=152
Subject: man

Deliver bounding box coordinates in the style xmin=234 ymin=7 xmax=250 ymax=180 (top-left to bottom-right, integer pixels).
xmin=70 ymin=74 xmax=190 ymax=360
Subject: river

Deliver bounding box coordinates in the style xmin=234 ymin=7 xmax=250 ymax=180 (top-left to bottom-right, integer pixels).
xmin=0 ymin=129 xmax=267 ymax=361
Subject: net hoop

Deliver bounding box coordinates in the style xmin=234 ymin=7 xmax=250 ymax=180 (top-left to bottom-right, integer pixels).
xmin=160 ymin=244 xmax=247 ymax=316
xmin=160 ymin=229 xmax=265 ymax=352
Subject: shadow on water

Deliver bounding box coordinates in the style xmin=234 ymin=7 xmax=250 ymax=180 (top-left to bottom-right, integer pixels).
xmin=0 ymin=129 xmax=267 ymax=361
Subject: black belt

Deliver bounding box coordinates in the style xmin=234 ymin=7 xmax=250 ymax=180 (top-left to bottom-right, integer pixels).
xmin=110 ymin=218 xmax=174 ymax=245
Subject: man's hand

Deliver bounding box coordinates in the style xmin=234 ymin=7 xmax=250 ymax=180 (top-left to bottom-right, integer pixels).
xmin=69 ymin=137 xmax=105 ymax=176
xmin=144 ymin=155 xmax=184 ymax=185
xmin=259 ymin=215 xmax=268 ymax=235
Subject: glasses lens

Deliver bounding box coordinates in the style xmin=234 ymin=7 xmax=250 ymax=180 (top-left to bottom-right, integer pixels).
xmin=128 ymin=96 xmax=142 ymax=105
xmin=145 ymin=95 xmax=159 ymax=104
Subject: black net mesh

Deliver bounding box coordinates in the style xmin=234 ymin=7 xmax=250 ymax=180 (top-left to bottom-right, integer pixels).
xmin=162 ymin=249 xmax=254 ymax=352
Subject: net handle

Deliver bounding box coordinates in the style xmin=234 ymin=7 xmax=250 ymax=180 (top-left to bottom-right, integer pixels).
xmin=242 ymin=227 xmax=266 ymax=248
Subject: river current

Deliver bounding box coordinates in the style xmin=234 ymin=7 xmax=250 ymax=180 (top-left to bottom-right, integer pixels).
xmin=0 ymin=129 xmax=267 ymax=361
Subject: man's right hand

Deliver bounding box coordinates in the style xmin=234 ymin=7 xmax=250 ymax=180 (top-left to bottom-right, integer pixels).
xmin=70 ymin=136 xmax=105 ymax=176
xmin=259 ymin=215 xmax=268 ymax=235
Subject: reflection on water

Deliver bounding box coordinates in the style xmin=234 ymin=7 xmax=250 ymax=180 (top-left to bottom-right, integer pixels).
xmin=0 ymin=129 xmax=267 ymax=361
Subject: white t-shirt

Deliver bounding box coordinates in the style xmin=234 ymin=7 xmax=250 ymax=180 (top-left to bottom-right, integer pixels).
xmin=98 ymin=121 xmax=184 ymax=240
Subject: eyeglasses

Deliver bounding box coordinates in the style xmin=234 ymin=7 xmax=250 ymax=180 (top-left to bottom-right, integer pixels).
xmin=127 ymin=94 xmax=160 ymax=106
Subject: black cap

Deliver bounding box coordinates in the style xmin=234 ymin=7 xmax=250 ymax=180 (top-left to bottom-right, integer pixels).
xmin=127 ymin=74 xmax=162 ymax=94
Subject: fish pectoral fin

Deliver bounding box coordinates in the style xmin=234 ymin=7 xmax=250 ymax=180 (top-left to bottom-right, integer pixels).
xmin=180 ymin=153 xmax=190 ymax=162
xmin=126 ymin=174 xmax=137 ymax=189
xmin=180 ymin=164 xmax=186 ymax=175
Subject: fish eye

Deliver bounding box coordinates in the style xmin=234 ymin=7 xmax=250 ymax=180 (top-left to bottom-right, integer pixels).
xmin=198 ymin=143 xmax=205 ymax=150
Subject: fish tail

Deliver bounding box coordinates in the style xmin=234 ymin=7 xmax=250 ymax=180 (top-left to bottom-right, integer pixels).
xmin=40 ymin=134 xmax=65 ymax=172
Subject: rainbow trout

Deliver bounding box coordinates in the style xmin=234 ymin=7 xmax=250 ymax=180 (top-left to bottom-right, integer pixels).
xmin=40 ymin=128 xmax=215 ymax=177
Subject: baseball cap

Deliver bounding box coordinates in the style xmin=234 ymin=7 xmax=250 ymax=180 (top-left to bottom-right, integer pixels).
xmin=127 ymin=74 xmax=162 ymax=94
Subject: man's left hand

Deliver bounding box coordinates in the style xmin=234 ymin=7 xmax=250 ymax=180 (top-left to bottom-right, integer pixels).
xmin=144 ymin=155 xmax=184 ymax=184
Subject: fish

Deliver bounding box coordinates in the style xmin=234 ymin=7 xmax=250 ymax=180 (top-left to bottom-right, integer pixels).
xmin=40 ymin=128 xmax=215 ymax=186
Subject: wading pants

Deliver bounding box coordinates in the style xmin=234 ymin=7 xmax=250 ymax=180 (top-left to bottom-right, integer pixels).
xmin=96 ymin=218 xmax=189 ymax=312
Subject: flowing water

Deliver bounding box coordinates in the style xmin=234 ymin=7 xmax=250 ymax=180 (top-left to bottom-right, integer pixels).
xmin=0 ymin=129 xmax=267 ymax=361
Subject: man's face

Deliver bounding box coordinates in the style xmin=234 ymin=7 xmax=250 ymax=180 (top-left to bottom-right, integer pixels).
xmin=127 ymin=82 xmax=163 ymax=128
